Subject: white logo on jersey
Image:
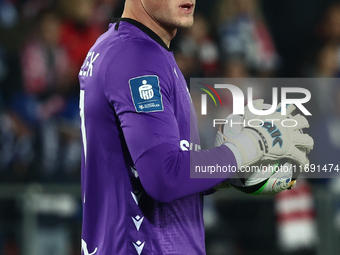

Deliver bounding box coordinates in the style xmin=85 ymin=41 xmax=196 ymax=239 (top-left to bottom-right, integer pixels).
xmin=81 ymin=239 xmax=97 ymax=255
xmin=132 ymin=241 xmax=145 ymax=255
xmin=131 ymin=191 xmax=143 ymax=205
xmin=132 ymin=215 xmax=144 ymax=231
xmin=180 ymin=140 xmax=201 ymax=151
xmin=139 ymin=80 xmax=154 ymax=100
xmin=180 ymin=140 xmax=190 ymax=151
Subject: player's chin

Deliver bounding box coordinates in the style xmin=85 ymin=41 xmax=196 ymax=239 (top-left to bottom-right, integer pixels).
xmin=175 ymin=17 xmax=194 ymax=28
xmin=162 ymin=16 xmax=194 ymax=30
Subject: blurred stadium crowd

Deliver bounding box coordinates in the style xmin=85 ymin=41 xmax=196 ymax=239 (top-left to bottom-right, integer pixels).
xmin=0 ymin=0 xmax=340 ymax=255
xmin=0 ymin=0 xmax=340 ymax=181
xmin=0 ymin=0 xmax=124 ymax=182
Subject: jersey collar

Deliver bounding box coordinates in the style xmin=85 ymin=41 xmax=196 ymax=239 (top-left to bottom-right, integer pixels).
xmin=113 ymin=18 xmax=172 ymax=52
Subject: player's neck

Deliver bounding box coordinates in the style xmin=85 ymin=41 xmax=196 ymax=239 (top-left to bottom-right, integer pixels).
xmin=121 ymin=4 xmax=176 ymax=48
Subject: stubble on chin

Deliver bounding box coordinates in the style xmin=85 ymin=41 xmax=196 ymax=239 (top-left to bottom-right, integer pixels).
xmin=163 ymin=16 xmax=195 ymax=30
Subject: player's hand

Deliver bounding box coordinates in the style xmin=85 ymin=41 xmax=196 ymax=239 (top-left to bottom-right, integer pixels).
xmin=223 ymin=100 xmax=314 ymax=168
xmin=214 ymin=100 xmax=313 ymax=193
xmin=215 ymin=100 xmax=265 ymax=147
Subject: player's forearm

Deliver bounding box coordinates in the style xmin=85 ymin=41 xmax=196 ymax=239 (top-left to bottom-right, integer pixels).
xmin=135 ymin=143 xmax=236 ymax=203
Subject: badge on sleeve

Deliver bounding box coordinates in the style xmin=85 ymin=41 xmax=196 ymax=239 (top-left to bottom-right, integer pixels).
xmin=129 ymin=75 xmax=164 ymax=113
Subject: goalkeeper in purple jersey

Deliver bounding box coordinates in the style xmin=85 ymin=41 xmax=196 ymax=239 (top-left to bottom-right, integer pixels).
xmin=78 ymin=1 xmax=313 ymax=254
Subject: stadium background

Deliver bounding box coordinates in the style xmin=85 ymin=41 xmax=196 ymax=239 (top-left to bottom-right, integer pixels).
xmin=0 ymin=0 xmax=340 ymax=254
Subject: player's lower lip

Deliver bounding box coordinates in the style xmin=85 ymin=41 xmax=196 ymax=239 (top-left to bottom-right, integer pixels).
xmin=179 ymin=5 xmax=193 ymax=14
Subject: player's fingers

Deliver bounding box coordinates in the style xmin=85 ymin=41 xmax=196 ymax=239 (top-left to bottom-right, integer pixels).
xmin=292 ymin=114 xmax=310 ymax=130
xmin=223 ymin=114 xmax=243 ymax=136
xmin=215 ymin=130 xmax=227 ymax=147
xmin=285 ymin=104 xmax=296 ymax=115
xmin=287 ymin=146 xmax=310 ymax=167
xmin=294 ymin=132 xmax=314 ymax=150
xmin=245 ymin=99 xmax=264 ymax=119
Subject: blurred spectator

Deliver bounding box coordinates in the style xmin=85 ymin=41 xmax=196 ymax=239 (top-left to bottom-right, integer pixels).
xmin=216 ymin=0 xmax=279 ymax=77
xmin=275 ymin=180 xmax=318 ymax=255
xmin=314 ymin=43 xmax=340 ymax=77
xmin=222 ymin=59 xmax=249 ymax=78
xmin=315 ymin=2 xmax=340 ymax=44
xmin=0 ymin=0 xmax=115 ymax=182
xmin=0 ymin=110 xmax=34 ymax=179
xmin=283 ymin=4 xmax=340 ymax=255
xmin=20 ymin=0 xmax=55 ymax=20
xmin=305 ymin=43 xmax=339 ymax=117
xmin=309 ymin=85 xmax=340 ymax=170
xmin=307 ymin=1 xmax=340 ymax=78
xmin=11 ymin=9 xmax=69 ymax=179
xmin=21 ymin=10 xmax=69 ymax=99
xmin=93 ymin=0 xmax=121 ymax=29
xmin=309 ymin=84 xmax=340 ymax=237
xmin=304 ymin=2 xmax=340 ymax=77
xmin=7 ymin=8 xmax=82 ymax=181
xmin=173 ymin=50 xmax=198 ymax=83
xmin=177 ymin=13 xmax=220 ymax=78
xmin=0 ymin=42 xmax=35 ymax=179
xmin=58 ymin=0 xmax=103 ymax=93
xmin=0 ymin=0 xmax=19 ymax=28
xmin=303 ymin=2 xmax=340 ymax=115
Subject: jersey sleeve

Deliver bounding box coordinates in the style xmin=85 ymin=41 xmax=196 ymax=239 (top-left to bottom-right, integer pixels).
xmin=103 ymin=40 xmax=237 ymax=203
xmin=103 ymin=40 xmax=179 ymax=161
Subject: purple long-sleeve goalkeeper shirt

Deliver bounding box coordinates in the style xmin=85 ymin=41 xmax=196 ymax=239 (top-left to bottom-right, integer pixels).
xmin=78 ymin=18 xmax=237 ymax=255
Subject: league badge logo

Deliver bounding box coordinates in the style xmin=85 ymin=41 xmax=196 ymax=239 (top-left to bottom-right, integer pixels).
xmin=129 ymin=75 xmax=164 ymax=113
